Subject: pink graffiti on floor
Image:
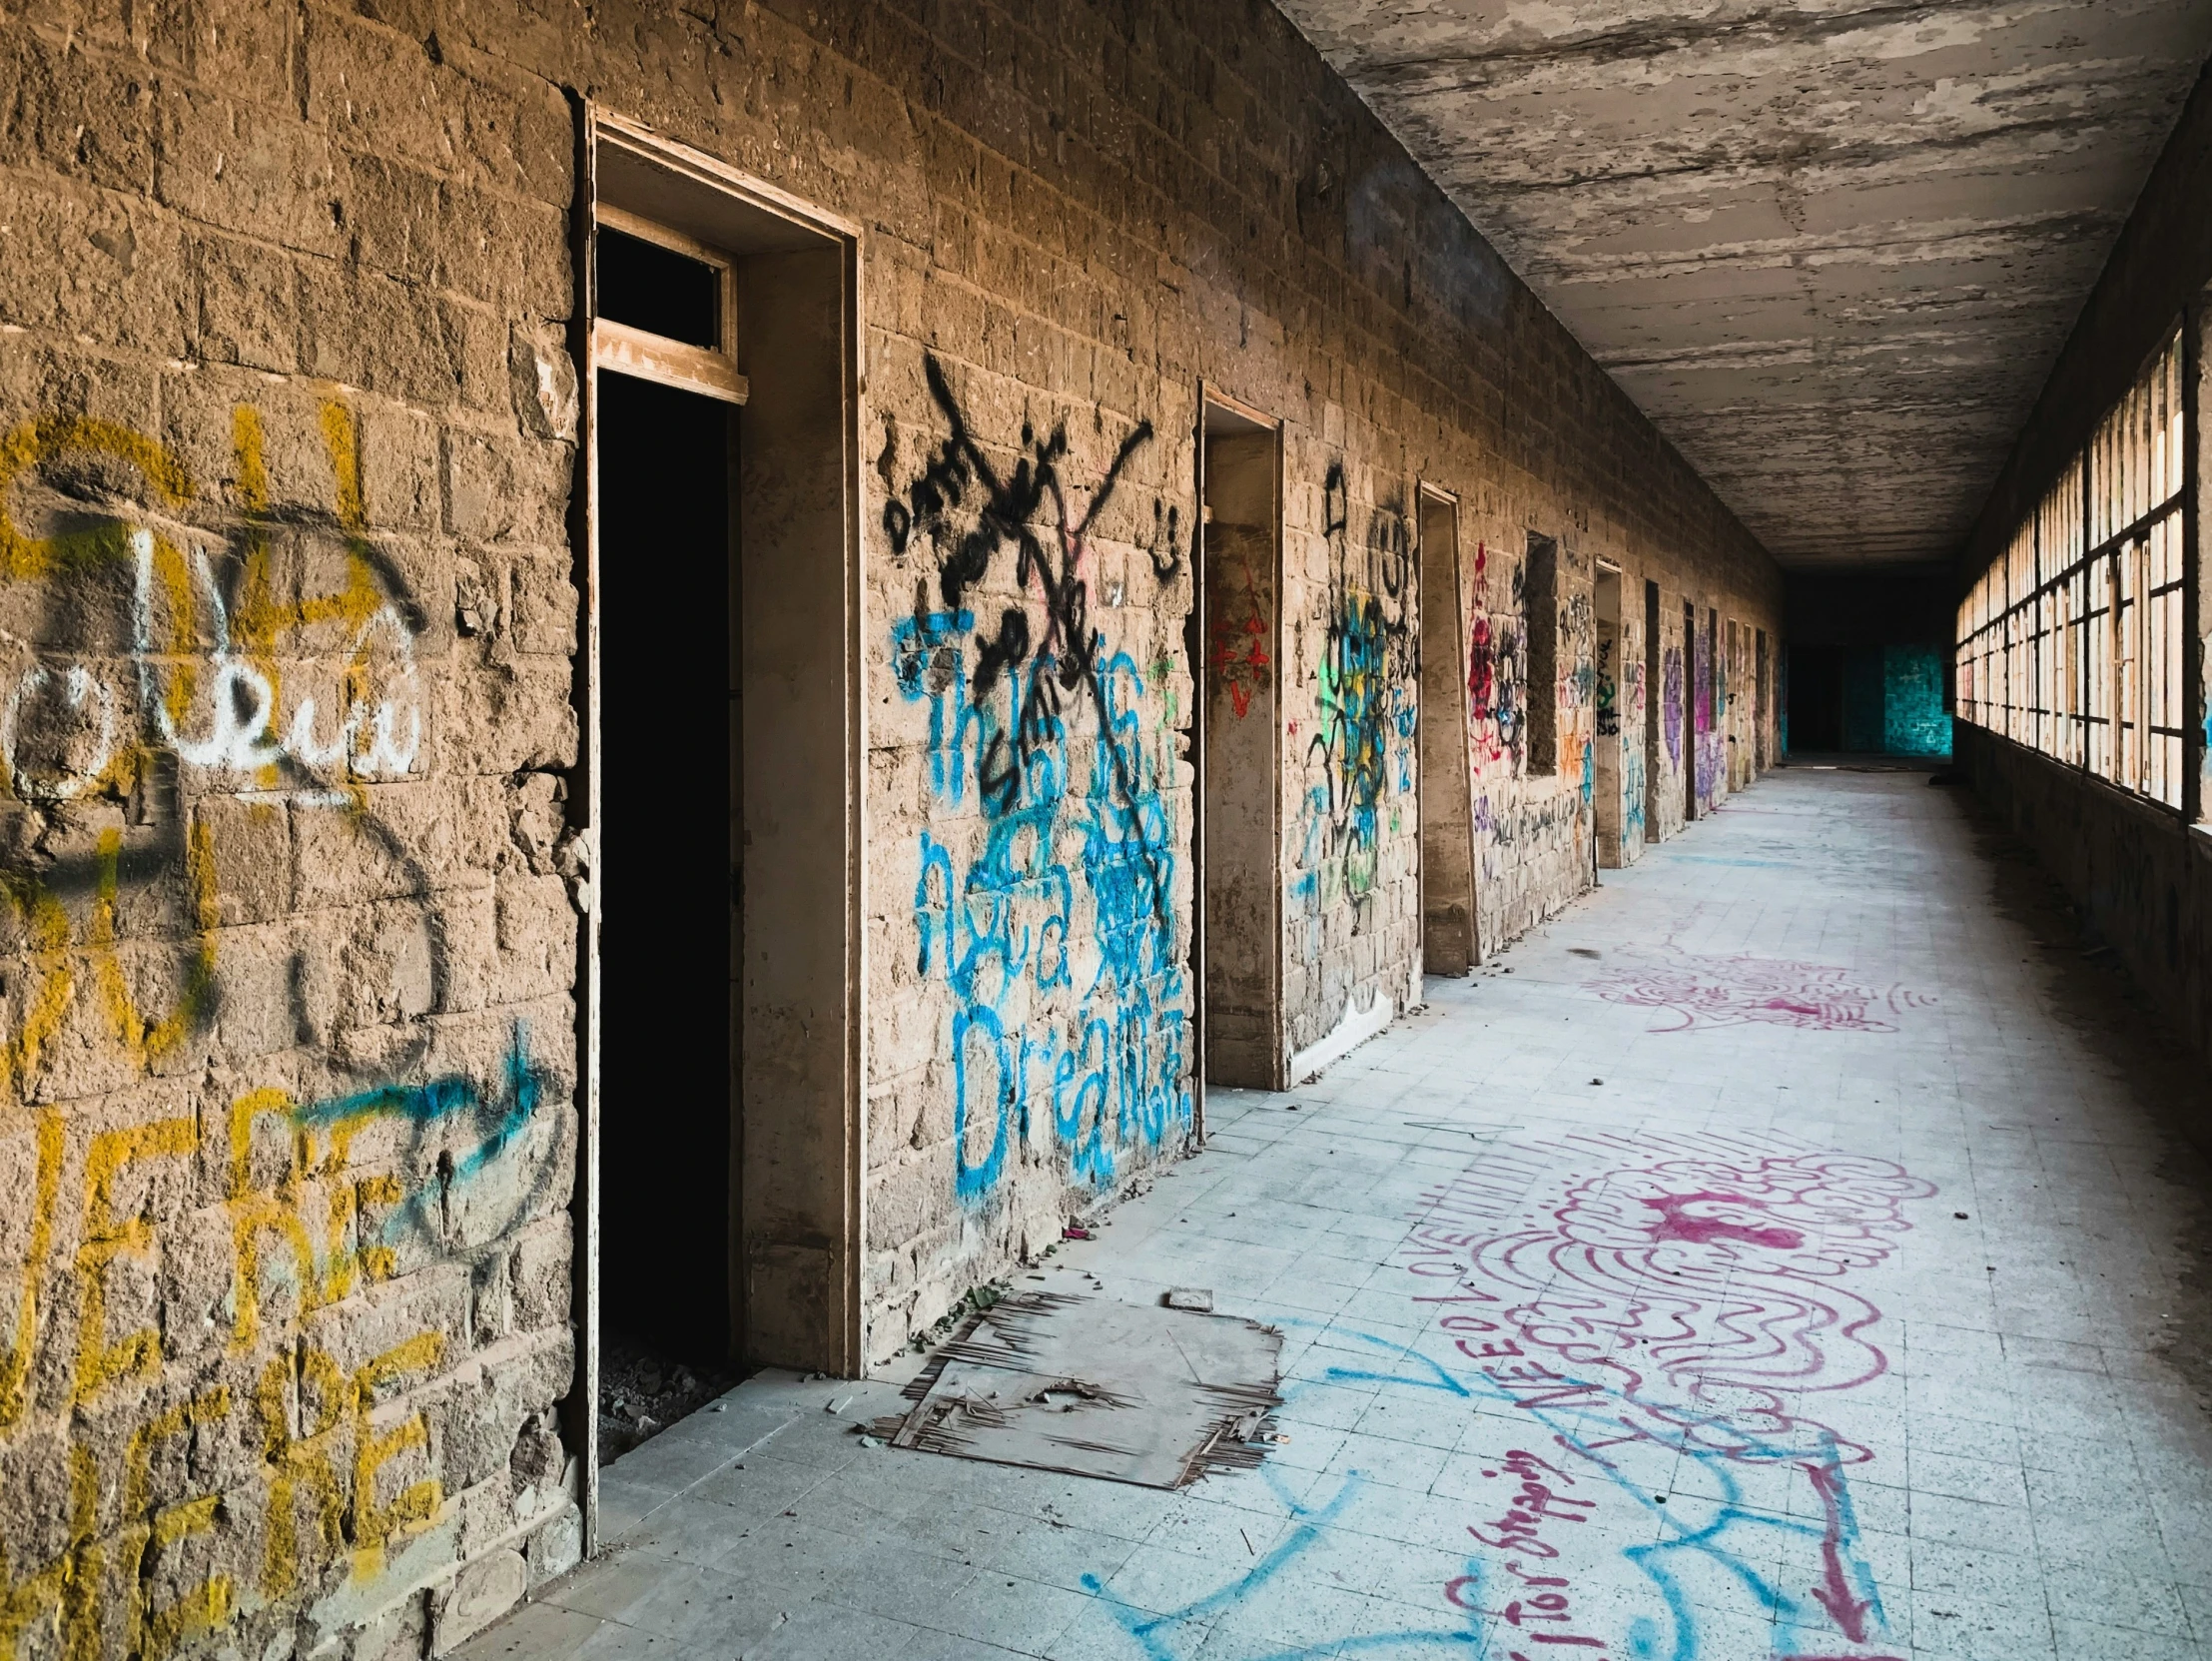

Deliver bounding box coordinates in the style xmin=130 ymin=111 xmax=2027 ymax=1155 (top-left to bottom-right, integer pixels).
xmin=1641 ymin=1189 xmax=1805 ymax=1250
xmin=1455 ymin=1149 xmax=1930 ymax=1461
xmin=1402 ymin=1132 xmax=1930 ymax=1659
xmin=1397 ymin=1141 xmax=1937 ymax=1459
xmin=1581 ymin=947 xmax=1934 ymax=1033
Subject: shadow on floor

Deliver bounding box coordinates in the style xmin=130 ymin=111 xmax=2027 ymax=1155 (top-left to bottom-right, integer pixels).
xmin=1936 ymin=781 xmax=2212 ymax=1415
xmin=1781 ymin=750 xmax=1948 ymax=771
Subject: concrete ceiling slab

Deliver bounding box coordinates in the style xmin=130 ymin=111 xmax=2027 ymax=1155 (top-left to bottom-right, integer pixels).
xmin=1274 ymin=0 xmax=2212 ymax=567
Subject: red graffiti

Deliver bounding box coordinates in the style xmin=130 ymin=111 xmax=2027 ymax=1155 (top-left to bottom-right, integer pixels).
xmin=1206 ymin=542 xmax=1271 ymax=718
xmin=1406 ymin=1134 xmax=1928 ymax=1661
xmin=1208 ymin=609 xmax=1270 ymax=717
xmin=1448 ymin=1455 xmax=1612 ymax=1656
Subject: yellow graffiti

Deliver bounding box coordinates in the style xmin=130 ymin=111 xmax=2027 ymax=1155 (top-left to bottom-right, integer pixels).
xmin=0 ymin=1318 xmax=453 ymax=1661
xmin=257 ymin=1345 xmax=348 ymax=1598
xmin=351 ymin=1332 xmax=446 ymax=1580
xmin=0 ymin=1108 xmax=62 ymax=1430
xmin=0 ymin=881 xmax=76 ymax=1103
xmin=0 ymin=397 xmax=474 ymax=1661
xmin=0 ymin=1546 xmax=61 ymax=1661
xmin=116 ymin=1389 xmax=234 ymax=1661
xmin=1 ymin=399 xmax=413 ymax=823
xmin=59 ymin=1443 xmax=99 ymax=1661
xmin=72 ymin=1115 xmax=197 ymax=1406
xmin=0 ymin=415 xmax=194 ymax=580
xmin=0 ymin=1326 xmax=446 ymax=1658
xmin=226 ymin=1087 xmax=403 ymax=1350
xmin=320 ymin=401 xmax=365 ymax=530
xmin=87 ymin=823 xmax=221 ymax=1068
xmin=229 ymin=406 xmax=289 ymax=795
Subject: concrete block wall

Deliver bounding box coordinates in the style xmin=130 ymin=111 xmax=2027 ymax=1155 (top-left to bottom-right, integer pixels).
xmin=0 ymin=1 xmax=1783 ymax=1655
xmin=0 ymin=7 xmax=586 ymax=1659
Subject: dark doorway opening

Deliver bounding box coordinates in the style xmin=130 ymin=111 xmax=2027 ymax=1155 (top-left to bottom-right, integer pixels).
xmin=579 ymin=126 xmax=860 ymax=1549
xmin=595 ymin=371 xmax=741 ymax=1458
xmin=1593 ymin=565 xmax=1622 ymax=869
xmin=1788 ymin=645 xmax=1845 ymax=752
xmin=1525 ymin=533 xmax=1560 ymax=774
xmin=1683 ymin=598 xmax=1698 ymax=821
xmin=1643 ymin=579 xmax=1662 ymax=836
xmin=1418 ymin=490 xmax=1475 ymax=971
xmin=1755 ymin=628 xmax=1770 ymax=769
xmin=1197 ymin=397 xmax=1282 ymax=1090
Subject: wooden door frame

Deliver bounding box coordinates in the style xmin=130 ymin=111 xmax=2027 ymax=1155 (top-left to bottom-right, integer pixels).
xmin=1193 ymin=385 xmax=1285 ymax=1101
xmin=574 ymin=105 xmax=867 ymax=1557
xmin=1415 ymin=481 xmax=1479 ymax=964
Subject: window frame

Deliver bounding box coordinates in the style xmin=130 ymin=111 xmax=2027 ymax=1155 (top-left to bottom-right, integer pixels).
xmin=1955 ymin=327 xmax=2188 ymax=813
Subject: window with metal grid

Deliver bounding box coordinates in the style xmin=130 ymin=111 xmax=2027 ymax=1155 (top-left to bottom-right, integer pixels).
xmin=1954 ymin=331 xmax=2186 ymax=810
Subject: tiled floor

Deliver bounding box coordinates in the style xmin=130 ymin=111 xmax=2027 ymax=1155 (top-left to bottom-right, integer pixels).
xmin=460 ymin=767 xmax=2212 ymax=1660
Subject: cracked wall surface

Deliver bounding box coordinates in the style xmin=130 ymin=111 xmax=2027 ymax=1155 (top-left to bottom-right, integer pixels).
xmin=1271 ymin=0 xmax=2212 ymax=568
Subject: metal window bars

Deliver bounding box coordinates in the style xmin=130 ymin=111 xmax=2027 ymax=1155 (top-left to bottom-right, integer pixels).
xmin=1955 ymin=329 xmax=2186 ymax=810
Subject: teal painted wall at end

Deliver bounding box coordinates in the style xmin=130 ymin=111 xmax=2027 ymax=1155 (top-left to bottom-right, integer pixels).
xmin=1882 ymin=645 xmax=1952 ymax=756
xmin=1786 ymin=642 xmax=1952 ymax=756
xmin=1843 ymin=649 xmax=1887 ymax=751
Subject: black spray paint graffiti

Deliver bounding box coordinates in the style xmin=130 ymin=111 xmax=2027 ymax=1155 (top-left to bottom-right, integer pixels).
xmin=1596 ymin=629 xmax=1620 ymax=739
xmin=0 ymin=409 xmax=505 ymax=1101
xmin=887 ymin=356 xmax=1190 ymax=1202
xmin=1295 ymin=462 xmax=1416 ymax=934
xmin=887 ymin=357 xmax=1178 ymax=856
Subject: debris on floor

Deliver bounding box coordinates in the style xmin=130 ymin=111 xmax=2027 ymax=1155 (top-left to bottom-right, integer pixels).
xmin=597 ymin=1329 xmax=745 ymax=1465
xmin=872 ymin=1289 xmax=1281 ymax=1488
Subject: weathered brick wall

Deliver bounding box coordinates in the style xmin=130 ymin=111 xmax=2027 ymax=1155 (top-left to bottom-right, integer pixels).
xmin=0 ymin=5 xmax=585 ymax=1658
xmin=0 ymin=1 xmax=1782 ymax=1656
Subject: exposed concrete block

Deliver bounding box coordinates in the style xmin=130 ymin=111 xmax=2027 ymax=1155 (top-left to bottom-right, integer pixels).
xmin=524 ymin=1502 xmax=583 ymax=1591
xmin=351 ymin=1590 xmax=430 ymax=1661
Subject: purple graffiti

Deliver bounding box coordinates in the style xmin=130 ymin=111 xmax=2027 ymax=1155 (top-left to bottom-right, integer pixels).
xmin=1582 ymin=947 xmax=1935 ymax=1032
xmin=1399 ymin=1127 xmax=1928 ymax=1658
xmin=1661 ymin=646 xmax=1683 ymax=768
xmin=1418 ymin=1147 xmax=1929 ymax=1459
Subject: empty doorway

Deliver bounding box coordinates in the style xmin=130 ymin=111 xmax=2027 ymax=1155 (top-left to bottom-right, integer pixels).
xmin=1417 ymin=488 xmax=1475 ymax=973
xmin=1683 ymin=598 xmax=1698 ymax=821
xmin=1643 ymin=579 xmax=1662 ymax=837
xmin=1197 ymin=394 xmax=1282 ymax=1089
xmin=1706 ymin=607 xmax=1722 ymax=800
xmin=1594 ymin=565 xmax=1623 ymax=867
xmin=1755 ymin=628 xmax=1770 ymax=769
xmin=1730 ymin=618 xmax=1751 ymax=790
xmin=584 ymin=117 xmax=861 ymax=1528
xmin=595 ymin=272 xmax=735 ymax=1452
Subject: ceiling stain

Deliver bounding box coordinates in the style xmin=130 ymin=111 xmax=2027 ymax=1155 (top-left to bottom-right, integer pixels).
xmin=1271 ymin=0 xmax=2212 ymax=567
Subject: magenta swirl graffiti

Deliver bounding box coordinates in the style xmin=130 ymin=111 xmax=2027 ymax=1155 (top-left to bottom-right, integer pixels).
xmin=1583 ymin=948 xmax=1933 ymax=1032
xmin=1462 ymin=1151 xmax=1933 ymax=1463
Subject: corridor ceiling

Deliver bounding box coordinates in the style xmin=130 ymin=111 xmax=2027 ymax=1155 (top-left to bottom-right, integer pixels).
xmin=1273 ymin=1 xmax=2212 ymax=567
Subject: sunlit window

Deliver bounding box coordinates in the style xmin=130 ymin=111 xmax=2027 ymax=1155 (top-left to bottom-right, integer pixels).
xmin=1955 ymin=331 xmax=2185 ymax=810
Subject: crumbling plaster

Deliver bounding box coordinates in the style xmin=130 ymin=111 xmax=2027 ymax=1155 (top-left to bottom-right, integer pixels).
xmin=1270 ymin=0 xmax=2212 ymax=566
